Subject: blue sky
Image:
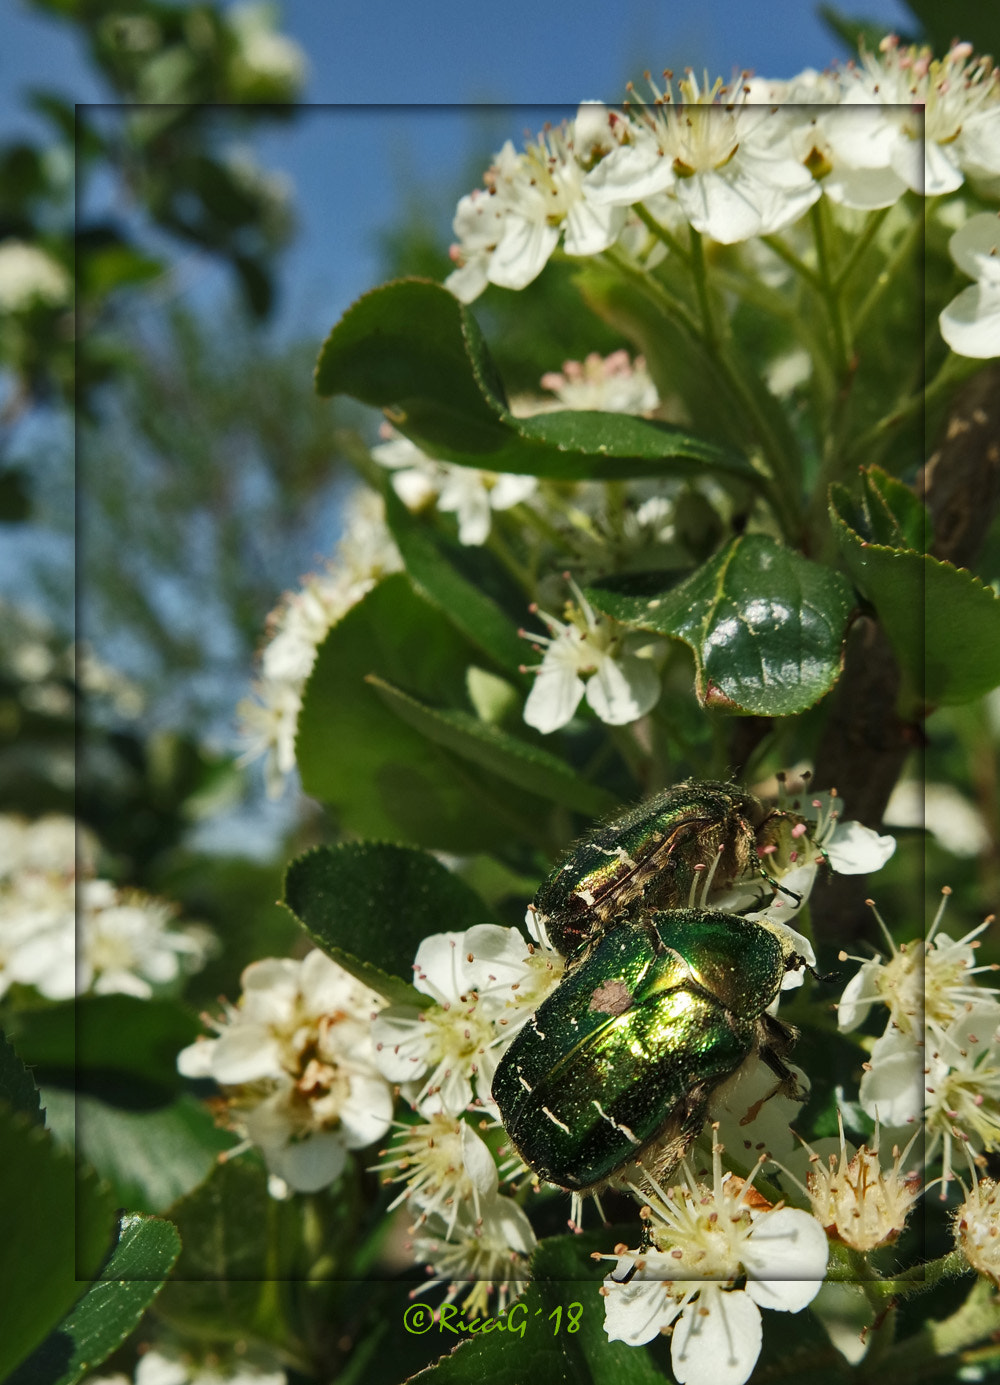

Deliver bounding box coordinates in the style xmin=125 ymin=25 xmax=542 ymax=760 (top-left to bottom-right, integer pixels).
xmin=4 ymin=0 xmax=915 ymax=338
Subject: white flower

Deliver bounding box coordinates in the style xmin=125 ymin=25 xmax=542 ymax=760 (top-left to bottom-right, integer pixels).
xmin=838 ymin=890 xmax=999 ymax=1039
xmin=237 ymin=487 xmax=401 ymax=795
xmin=884 ymin=778 xmax=991 ymax=857
xmin=710 ymin=1056 xmax=811 ymax=1166
xmin=600 ymin=1141 xmax=828 ymax=1382
xmin=371 ymin=924 xmax=562 ymax=1117
xmin=752 ymin=786 xmax=896 ymax=922
xmin=0 ymin=239 xmax=70 ymax=311
xmin=847 ymin=37 xmax=1000 ymax=198
xmin=746 ymin=70 xmax=908 ymax=211
xmin=374 ymin=1113 xmax=499 ymax=1235
xmin=520 ymin=575 xmax=663 ymax=733
xmin=80 ymin=879 xmax=212 ymax=998
xmin=796 ymin=1115 xmax=921 ymax=1251
xmin=371 ymin=426 xmax=536 ymax=546
xmin=408 ymin=1193 xmax=536 ymax=1319
xmin=0 ymin=815 xmax=207 ymax=1002
xmin=445 ymin=107 xmax=625 ymax=301
xmin=537 ymin=350 xmax=660 ymax=415
xmin=953 ymin=1170 xmax=1000 ymax=1285
xmin=586 ymin=72 xmax=820 ymax=244
xmin=922 ymin=1002 xmax=1000 ymax=1190
xmin=177 ymin=950 xmax=392 ymax=1192
xmin=939 ymin=211 xmax=1000 ymax=359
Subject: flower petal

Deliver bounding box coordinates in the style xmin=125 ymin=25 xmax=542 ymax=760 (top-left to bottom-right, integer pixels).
xmin=672 ymin=1286 xmax=762 ymax=1385
xmin=743 ymin=1208 xmax=829 ymax=1310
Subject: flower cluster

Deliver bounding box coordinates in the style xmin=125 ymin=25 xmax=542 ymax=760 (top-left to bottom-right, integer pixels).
xmin=0 ymin=814 xmax=211 ymax=1001
xmin=370 ymin=922 xmax=563 ymax=1309
xmin=178 ymin=949 xmax=392 ymax=1192
xmin=445 ymin=39 xmax=1000 ymax=359
xmin=237 ymin=487 xmax=401 ymax=795
xmin=838 ymin=890 xmax=1000 ymax=1189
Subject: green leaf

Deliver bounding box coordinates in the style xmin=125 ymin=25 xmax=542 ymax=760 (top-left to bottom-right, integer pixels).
xmin=383 ymin=487 xmax=525 ymax=673
xmin=8 ymin=1213 xmax=181 ymax=1385
xmin=73 ymin=1093 xmax=236 ymax=1214
xmin=11 ymin=995 xmax=201 ymax=1105
xmin=316 ymin=278 xmax=753 ymax=483
xmin=297 ymin=574 xmax=546 ymax=851
xmin=831 ymin=485 xmax=1000 ymax=708
xmin=587 ymin=536 xmax=853 ymax=716
xmin=0 ymin=1108 xmax=116 ymax=1381
xmin=901 ymin=0 xmax=1000 ymax=56
xmin=410 ymin=1232 xmax=663 ymax=1384
xmin=0 ymin=1030 xmax=43 ymax=1125
xmin=284 ymin=842 xmax=495 ymax=1005
xmin=154 ymin=1155 xmax=343 ymax=1350
xmin=857 ymin=467 xmax=931 ymax=552
xmin=368 ymin=676 xmax=617 ymax=818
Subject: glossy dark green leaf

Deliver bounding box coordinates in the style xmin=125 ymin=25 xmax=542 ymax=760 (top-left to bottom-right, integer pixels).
xmin=587 ymin=536 xmax=853 ymax=715
xmin=8 ymin=1213 xmax=181 ymax=1385
xmin=0 ymin=1030 xmax=43 ymax=1125
xmin=410 ymin=1232 xmax=663 ymax=1385
xmin=75 ymin=1093 xmax=236 ymax=1213
xmin=284 ymin=841 xmax=493 ymax=1005
xmin=315 ymin=278 xmax=753 ymax=483
xmin=368 ymin=676 xmax=617 ymax=818
xmin=297 ymin=575 xmax=547 ymax=851
xmin=0 ymin=1108 xmax=116 ymax=1381
xmin=831 ymin=485 xmax=1000 ymax=708
xmin=383 ymin=488 xmax=525 ymax=673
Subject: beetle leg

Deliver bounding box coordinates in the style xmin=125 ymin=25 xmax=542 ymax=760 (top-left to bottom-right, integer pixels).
xmin=759 ymin=1014 xmax=808 ymax=1101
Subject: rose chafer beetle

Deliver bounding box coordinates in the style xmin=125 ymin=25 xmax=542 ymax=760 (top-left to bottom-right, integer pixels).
xmin=531 ymin=780 xmax=794 ymax=958
xmin=492 ymin=907 xmax=804 ymax=1192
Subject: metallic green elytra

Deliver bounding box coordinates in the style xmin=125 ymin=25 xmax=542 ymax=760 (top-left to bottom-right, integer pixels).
xmin=532 ymin=781 xmax=777 ymax=958
xmin=492 ymin=908 xmax=802 ymax=1192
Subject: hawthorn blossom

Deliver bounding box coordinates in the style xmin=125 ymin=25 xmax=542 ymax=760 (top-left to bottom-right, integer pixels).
xmin=953 ymin=1170 xmax=1000 ymax=1285
xmin=846 ymin=37 xmax=1000 ymax=198
xmin=371 ymin=924 xmax=563 ymax=1117
xmin=599 ymin=1140 xmax=828 ymax=1383
xmin=445 ymin=105 xmax=625 ymax=302
xmin=375 ymin=1113 xmax=498 ymax=1235
xmin=795 ymin=1116 xmax=921 ymax=1251
xmin=837 ymin=892 xmax=1000 ymax=1185
xmin=520 ymin=576 xmax=664 ymax=733
xmin=238 ymin=487 xmax=401 ymax=794
xmin=750 ymin=787 xmax=896 ymax=925
xmin=80 ymin=879 xmax=213 ymax=998
xmin=177 ymin=950 xmax=392 ymax=1192
xmin=745 ymin=70 xmax=909 ymax=210
xmin=0 ymin=814 xmax=208 ymax=1001
xmin=537 ymin=350 xmax=660 ymax=415
xmin=584 ymin=71 xmax=820 ymax=244
xmin=371 ymin=426 xmax=536 ymax=545
xmin=408 ymin=1193 xmax=536 ymax=1318
xmin=939 ymin=211 xmax=1000 ymax=359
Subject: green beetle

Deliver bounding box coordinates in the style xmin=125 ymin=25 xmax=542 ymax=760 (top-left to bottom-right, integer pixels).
xmin=531 ymin=781 xmax=791 ymax=958
xmin=492 ymin=908 xmax=804 ymax=1192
